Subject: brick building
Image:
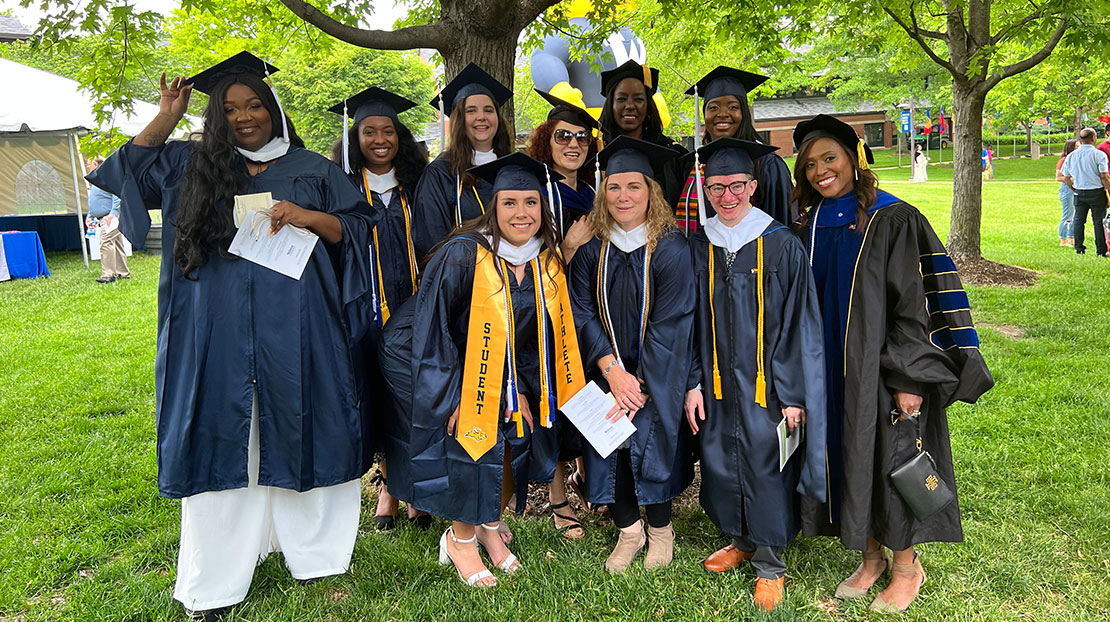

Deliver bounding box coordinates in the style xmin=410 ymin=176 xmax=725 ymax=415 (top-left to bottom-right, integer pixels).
xmin=751 ymin=96 xmax=893 ymax=154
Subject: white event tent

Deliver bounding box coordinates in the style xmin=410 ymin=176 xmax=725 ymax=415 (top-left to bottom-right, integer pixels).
xmin=0 ymin=58 xmax=197 ymax=267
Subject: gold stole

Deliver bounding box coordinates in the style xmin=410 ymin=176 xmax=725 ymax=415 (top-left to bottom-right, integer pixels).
xmin=457 ymin=246 xmax=586 ymax=461
xmin=363 ymin=172 xmax=418 ymax=324
xmin=707 ymin=238 xmax=767 ymax=406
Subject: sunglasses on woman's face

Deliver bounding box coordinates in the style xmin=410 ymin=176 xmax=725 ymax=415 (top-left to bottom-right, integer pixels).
xmin=553 ymin=129 xmax=591 ymax=146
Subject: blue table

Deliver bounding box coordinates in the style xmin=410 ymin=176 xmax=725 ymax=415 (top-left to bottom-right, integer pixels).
xmin=0 ymin=231 xmax=51 ymax=280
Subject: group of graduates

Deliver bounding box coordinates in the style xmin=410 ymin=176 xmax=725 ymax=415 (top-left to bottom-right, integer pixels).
xmin=87 ymin=51 xmax=993 ymax=620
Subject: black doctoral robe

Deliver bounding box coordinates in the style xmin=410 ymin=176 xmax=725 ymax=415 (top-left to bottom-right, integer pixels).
xmin=689 ymin=223 xmax=827 ymax=547
xmin=800 ymin=191 xmax=994 ymax=551
xmin=377 ymin=236 xmax=561 ymax=525
xmin=87 ymin=141 xmax=377 ymax=498
xmin=411 ymin=155 xmax=494 ymax=259
xmin=568 ymin=230 xmax=695 ymax=505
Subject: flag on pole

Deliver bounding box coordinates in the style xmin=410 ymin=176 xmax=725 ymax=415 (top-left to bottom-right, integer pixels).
xmin=938 ymin=107 xmax=947 ymax=134
xmin=923 ymin=108 xmax=933 ymax=134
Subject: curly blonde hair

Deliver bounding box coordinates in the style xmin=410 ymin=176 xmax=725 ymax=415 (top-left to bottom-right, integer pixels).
xmin=589 ymin=174 xmax=675 ymax=252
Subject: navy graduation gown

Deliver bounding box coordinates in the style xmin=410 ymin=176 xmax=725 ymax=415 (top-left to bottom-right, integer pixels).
xmin=411 ymin=155 xmax=494 ymax=259
xmin=86 ymin=140 xmax=377 ymax=498
xmin=800 ymin=190 xmax=993 ymax=550
xmin=378 ymin=236 xmax=558 ymax=525
xmin=349 ymin=182 xmax=420 ymax=469
xmin=688 ymin=224 xmax=827 ymax=547
xmin=547 ymin=179 xmax=595 ymax=239
xmin=568 ymin=230 xmax=695 ymax=505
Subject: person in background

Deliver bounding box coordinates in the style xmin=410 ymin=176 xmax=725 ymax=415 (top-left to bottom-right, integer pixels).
xmin=1055 ymin=139 xmax=1078 ymax=247
xmin=1061 ymin=128 xmax=1110 ymax=257
xmin=85 ymin=157 xmax=130 ymax=283
xmin=1096 ymin=124 xmax=1110 ymax=161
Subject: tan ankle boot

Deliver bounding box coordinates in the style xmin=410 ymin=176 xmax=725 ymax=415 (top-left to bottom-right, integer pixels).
xmin=643 ymin=523 xmax=674 ymax=570
xmin=604 ymin=520 xmax=645 ymax=573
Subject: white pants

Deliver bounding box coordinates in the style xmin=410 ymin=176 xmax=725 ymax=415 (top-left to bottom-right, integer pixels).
xmin=173 ymin=394 xmax=361 ymax=611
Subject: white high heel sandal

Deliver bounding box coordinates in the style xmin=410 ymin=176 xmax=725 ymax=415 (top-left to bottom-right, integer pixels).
xmin=478 ymin=523 xmax=522 ymax=572
xmin=438 ymin=527 xmax=496 ymax=587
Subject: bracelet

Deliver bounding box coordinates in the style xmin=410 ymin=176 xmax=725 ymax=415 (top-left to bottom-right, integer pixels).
xmin=601 ymin=359 xmax=619 ymax=377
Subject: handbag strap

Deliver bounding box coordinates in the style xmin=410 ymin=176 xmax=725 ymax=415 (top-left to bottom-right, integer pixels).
xmin=891 ymin=409 xmax=923 ymax=453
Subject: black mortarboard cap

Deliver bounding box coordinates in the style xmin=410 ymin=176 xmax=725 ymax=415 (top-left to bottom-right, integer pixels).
xmin=430 ymin=63 xmax=512 ymax=111
xmin=187 ymin=51 xmax=278 ymax=95
xmin=597 ymin=135 xmax=677 ymax=177
xmin=685 ymin=66 xmax=768 ymax=103
xmin=535 ymin=89 xmax=599 ymax=131
xmin=793 ymin=114 xmax=874 ymax=167
xmin=688 ymin=137 xmax=779 ymax=178
xmin=468 ymin=152 xmax=564 ymax=194
xmin=328 ymin=86 xmax=416 ymax=124
xmin=600 ymin=60 xmax=660 ymax=97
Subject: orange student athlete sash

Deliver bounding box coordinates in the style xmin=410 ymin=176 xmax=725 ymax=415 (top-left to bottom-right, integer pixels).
xmin=457 ymin=246 xmax=586 ymax=461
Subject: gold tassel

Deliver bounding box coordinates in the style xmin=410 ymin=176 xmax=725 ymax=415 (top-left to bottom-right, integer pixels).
xmin=856 ymin=139 xmax=869 ymax=171
xmin=708 ymin=243 xmax=723 ymax=400
xmin=754 ymin=237 xmax=767 ymax=408
xmin=642 ymin=65 xmax=653 ymax=89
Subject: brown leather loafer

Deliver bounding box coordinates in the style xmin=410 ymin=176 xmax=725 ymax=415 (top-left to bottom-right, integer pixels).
xmin=753 ymin=576 xmax=785 ymax=612
xmin=702 ymin=544 xmax=754 ymax=573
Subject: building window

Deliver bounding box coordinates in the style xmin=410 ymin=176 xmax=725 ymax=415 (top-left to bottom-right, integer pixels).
xmin=864 ymin=122 xmax=885 ymax=147
xmin=15 ymin=160 xmax=67 ymax=215
xmin=756 ymin=130 xmax=771 ymax=145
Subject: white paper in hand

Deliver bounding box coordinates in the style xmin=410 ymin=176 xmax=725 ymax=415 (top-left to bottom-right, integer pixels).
xmin=777 ymin=418 xmax=803 ymax=471
xmin=559 ymin=380 xmax=637 ymax=459
xmin=227 ymin=210 xmax=318 ymax=280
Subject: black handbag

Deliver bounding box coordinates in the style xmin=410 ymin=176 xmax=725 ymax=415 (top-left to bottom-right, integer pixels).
xmin=888 ymin=409 xmax=954 ymax=521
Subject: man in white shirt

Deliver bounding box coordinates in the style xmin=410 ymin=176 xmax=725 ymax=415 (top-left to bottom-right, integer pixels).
xmin=1061 ymin=128 xmax=1110 ymax=256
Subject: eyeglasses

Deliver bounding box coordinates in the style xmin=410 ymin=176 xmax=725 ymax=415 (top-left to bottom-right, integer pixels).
xmin=705 ymin=180 xmax=755 ymax=197
xmin=553 ymin=129 xmax=591 ymax=146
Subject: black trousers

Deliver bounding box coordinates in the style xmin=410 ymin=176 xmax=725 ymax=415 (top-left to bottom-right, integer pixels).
xmin=608 ymin=449 xmax=672 ymax=529
xmin=1073 ymin=189 xmax=1108 ymax=256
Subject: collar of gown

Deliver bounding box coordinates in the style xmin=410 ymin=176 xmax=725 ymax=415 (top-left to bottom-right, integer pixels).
xmin=485 ymin=232 xmax=543 ymax=266
xmin=364 ymin=168 xmax=398 ymax=195
xmin=702 ymin=208 xmax=773 ymax=253
xmin=608 ymin=222 xmax=648 ymax=253
xmin=473 ymin=149 xmax=497 ymax=166
xmin=237 ymin=138 xmax=290 ymax=163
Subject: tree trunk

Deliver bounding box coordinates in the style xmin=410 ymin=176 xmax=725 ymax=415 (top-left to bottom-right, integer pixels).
xmin=1074 ymin=106 xmax=1083 ymax=138
xmin=1025 ymin=123 xmax=1033 ymax=149
xmin=947 ymin=79 xmax=987 ymax=261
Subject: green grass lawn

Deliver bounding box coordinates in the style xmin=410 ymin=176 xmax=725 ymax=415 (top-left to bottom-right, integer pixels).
xmin=2 ymin=179 xmax=1108 ymax=621
xmin=783 ymin=149 xmax=1061 ymax=182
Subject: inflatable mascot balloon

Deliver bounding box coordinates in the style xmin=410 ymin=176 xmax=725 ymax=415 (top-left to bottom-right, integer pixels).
xmin=530 ymin=0 xmax=670 ymax=127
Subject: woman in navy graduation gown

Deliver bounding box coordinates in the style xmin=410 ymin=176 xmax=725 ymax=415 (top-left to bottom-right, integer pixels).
xmin=411 ymin=63 xmax=514 ymax=258
xmin=329 ymin=86 xmax=431 ymax=530
xmin=568 ymin=136 xmax=695 ymax=573
xmin=682 ymin=138 xmax=827 ymax=612
xmin=675 ymin=67 xmax=794 ymax=231
xmin=597 ymin=60 xmax=688 ymax=206
xmin=86 ymin=54 xmax=376 ymax=617
xmin=524 ymin=88 xmax=600 ymax=540
xmin=792 ymin=115 xmax=993 ymax=612
xmin=379 ymin=153 xmax=587 ymax=587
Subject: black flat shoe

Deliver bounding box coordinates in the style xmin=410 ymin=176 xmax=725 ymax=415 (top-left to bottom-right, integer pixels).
xmin=374 ymin=514 xmax=396 ymax=531
xmin=408 ymin=514 xmax=433 ymax=531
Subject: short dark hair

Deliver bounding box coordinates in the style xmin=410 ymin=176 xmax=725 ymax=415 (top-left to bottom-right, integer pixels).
xmin=1104 ymin=123 xmax=1110 ymax=136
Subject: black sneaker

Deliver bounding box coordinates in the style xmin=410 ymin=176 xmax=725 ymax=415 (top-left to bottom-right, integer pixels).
xmin=95 ymin=276 xmax=117 ymax=284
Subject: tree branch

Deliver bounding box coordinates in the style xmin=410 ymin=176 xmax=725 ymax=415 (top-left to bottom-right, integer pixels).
xmin=883 ymin=5 xmax=958 ymax=75
xmin=276 ymin=0 xmax=446 ymax=50
xmin=909 ymin=3 xmax=948 ymax=40
xmin=985 ymin=15 xmax=1069 ymax=90
xmin=989 ymin=8 xmax=1049 ymax=46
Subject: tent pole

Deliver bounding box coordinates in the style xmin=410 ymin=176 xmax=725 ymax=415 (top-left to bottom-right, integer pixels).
xmin=67 ymin=132 xmax=89 ymax=271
